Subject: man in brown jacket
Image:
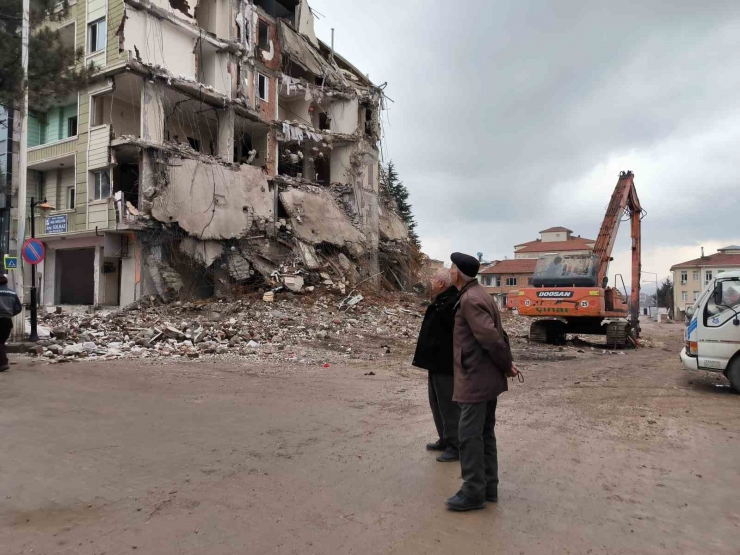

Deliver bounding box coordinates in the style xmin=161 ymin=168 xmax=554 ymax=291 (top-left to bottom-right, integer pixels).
xmin=445 ymin=252 xmax=517 ymax=512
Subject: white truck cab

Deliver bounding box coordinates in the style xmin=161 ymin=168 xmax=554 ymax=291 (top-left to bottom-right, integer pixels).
xmin=680 ymin=270 xmax=740 ymax=392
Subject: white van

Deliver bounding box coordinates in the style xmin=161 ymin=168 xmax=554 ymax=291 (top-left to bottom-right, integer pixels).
xmin=680 ymin=270 xmax=740 ymax=392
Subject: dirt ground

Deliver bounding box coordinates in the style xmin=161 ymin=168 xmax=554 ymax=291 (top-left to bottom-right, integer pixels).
xmin=0 ymin=318 xmax=738 ymax=554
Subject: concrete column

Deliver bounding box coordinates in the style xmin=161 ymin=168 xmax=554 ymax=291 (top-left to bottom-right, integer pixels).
xmin=217 ymin=108 xmax=235 ymax=162
xmin=140 ymin=80 xmax=165 ymax=143
xmin=93 ymin=245 xmax=102 ymax=305
xmin=42 ymin=249 xmax=56 ymax=306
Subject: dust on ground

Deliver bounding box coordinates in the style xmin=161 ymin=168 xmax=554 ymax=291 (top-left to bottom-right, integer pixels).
xmin=1 ymin=318 xmax=738 ymax=554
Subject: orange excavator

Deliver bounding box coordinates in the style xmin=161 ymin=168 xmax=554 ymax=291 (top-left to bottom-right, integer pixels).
xmin=517 ymin=171 xmax=644 ymax=348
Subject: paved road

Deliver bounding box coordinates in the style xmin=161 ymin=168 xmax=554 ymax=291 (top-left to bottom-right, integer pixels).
xmin=0 ymin=322 xmax=738 ymax=554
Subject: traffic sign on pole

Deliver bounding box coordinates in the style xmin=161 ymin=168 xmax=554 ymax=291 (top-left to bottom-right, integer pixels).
xmin=21 ymin=238 xmax=45 ymax=265
xmin=4 ymin=255 xmax=18 ymax=270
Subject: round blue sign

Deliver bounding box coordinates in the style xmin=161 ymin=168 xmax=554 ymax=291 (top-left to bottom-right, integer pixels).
xmin=21 ymin=238 xmax=46 ymax=265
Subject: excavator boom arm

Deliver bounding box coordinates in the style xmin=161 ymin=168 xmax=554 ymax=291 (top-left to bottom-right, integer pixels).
xmin=592 ymin=171 xmax=642 ymax=331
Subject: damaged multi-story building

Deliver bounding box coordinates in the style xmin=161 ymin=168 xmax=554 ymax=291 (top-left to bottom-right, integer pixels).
xmin=8 ymin=0 xmax=413 ymax=307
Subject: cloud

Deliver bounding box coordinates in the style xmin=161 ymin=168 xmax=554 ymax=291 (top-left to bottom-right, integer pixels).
xmin=310 ymin=0 xmax=740 ymax=283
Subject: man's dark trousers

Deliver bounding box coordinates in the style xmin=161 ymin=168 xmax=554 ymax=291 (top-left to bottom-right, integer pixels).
xmin=0 ymin=318 xmax=13 ymax=367
xmin=428 ymin=373 xmax=460 ymax=448
xmin=458 ymin=399 xmax=498 ymax=500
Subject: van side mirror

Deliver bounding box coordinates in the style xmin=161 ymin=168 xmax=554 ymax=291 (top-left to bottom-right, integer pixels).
xmin=713 ymin=282 xmax=723 ymax=306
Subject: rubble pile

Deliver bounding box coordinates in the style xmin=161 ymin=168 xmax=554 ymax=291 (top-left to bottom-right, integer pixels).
xmin=35 ymin=292 xmax=425 ymax=365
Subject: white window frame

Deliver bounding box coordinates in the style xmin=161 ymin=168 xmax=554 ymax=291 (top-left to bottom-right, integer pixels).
xmin=505 ymin=277 xmax=518 ymax=287
xmin=257 ymin=73 xmax=269 ymax=102
xmin=92 ymin=169 xmax=111 ymax=200
xmin=680 ymin=271 xmax=688 ymax=284
xmin=692 ymin=270 xmax=700 ymax=281
xmin=494 ymin=276 xmax=502 ymax=287
xmin=88 ymin=18 xmax=106 ymax=54
xmin=681 ymin=291 xmax=688 ymax=302
xmin=705 ymin=271 xmax=713 ymax=284
xmin=693 ymin=291 xmax=700 ymax=302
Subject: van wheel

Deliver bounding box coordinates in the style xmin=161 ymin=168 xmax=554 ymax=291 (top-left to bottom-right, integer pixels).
xmin=727 ymin=359 xmax=740 ymax=394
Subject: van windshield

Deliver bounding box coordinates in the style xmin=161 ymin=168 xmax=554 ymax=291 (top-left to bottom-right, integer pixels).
xmin=705 ymin=279 xmax=740 ymax=327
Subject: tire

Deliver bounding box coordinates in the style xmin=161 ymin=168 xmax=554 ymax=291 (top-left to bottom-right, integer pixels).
xmin=727 ymin=358 xmax=740 ymax=394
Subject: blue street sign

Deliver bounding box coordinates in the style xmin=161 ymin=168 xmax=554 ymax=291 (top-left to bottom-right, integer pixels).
xmin=45 ymin=214 xmax=68 ymax=234
xmin=3 ymin=255 xmax=17 ymax=270
xmin=21 ymin=238 xmax=45 ymax=265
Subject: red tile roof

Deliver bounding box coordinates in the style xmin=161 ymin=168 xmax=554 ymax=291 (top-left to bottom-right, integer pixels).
xmin=479 ymin=258 xmax=537 ymax=275
xmin=539 ymin=226 xmax=573 ymax=233
xmin=514 ymin=237 xmax=595 ymax=253
xmin=670 ymin=252 xmax=740 ymax=270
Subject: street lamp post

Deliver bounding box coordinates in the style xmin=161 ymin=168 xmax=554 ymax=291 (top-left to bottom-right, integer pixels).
xmin=28 ymin=197 xmax=53 ymax=341
xmin=642 ymin=271 xmax=659 ymax=317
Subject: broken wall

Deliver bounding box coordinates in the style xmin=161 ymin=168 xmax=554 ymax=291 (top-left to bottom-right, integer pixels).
xmin=279 ymin=187 xmax=366 ymax=258
xmin=326 ymin=98 xmax=360 ymax=135
xmin=148 ymin=156 xmax=274 ymax=240
xmin=125 ymin=8 xmax=197 ymax=79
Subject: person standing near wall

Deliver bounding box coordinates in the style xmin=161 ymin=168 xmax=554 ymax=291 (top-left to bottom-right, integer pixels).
xmin=446 ymin=252 xmax=517 ymax=512
xmin=0 ymin=275 xmax=22 ymax=371
xmin=412 ymin=268 xmax=461 ymax=463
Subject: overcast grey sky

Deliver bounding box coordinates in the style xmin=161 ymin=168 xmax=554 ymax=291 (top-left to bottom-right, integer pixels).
xmin=311 ymin=0 xmax=740 ymax=286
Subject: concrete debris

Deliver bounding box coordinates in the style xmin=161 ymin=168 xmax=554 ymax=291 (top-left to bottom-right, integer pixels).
xmin=29 ymin=292 xmax=642 ymax=367
xmin=34 ymin=292 xmax=426 ymax=365
xmin=179 ymin=237 xmax=223 ymax=268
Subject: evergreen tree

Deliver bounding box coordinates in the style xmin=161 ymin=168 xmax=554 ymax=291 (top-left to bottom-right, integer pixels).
xmin=0 ymin=0 xmax=95 ymax=111
xmin=381 ymin=161 xmax=419 ymax=247
xmin=657 ymin=278 xmax=674 ymax=311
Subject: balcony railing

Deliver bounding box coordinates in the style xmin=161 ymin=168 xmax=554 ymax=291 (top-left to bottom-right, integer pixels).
xmin=28 ymin=136 xmax=76 ymax=166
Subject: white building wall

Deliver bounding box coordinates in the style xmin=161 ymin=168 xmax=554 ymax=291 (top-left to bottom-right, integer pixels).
xmin=124 ymin=9 xmax=197 ymax=80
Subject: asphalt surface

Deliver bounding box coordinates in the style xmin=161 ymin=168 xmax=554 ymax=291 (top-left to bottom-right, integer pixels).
xmin=0 ymin=320 xmax=738 ymax=554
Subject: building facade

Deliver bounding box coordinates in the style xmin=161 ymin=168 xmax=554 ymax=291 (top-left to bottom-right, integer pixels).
xmin=10 ymin=0 xmax=409 ymax=308
xmin=478 ymin=258 xmax=537 ymax=309
xmin=478 ymin=226 xmax=594 ymax=308
xmin=513 ymin=226 xmax=595 ymax=259
xmin=671 ymin=246 xmax=740 ymax=320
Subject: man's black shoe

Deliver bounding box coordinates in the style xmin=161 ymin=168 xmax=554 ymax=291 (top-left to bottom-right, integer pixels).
xmin=436 ymin=446 xmax=459 ymax=462
xmin=445 ymin=491 xmax=485 ymax=512
xmin=426 ymin=439 xmax=446 ymax=451
xmin=486 ymin=489 xmax=498 ymax=503
xmin=0 ymin=365 xmax=8 ymax=372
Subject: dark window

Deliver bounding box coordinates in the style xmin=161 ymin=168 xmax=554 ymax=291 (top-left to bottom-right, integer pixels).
xmin=258 ymin=73 xmax=268 ymax=101
xmin=187 ymin=137 xmax=201 ymax=152
xmin=88 ymin=18 xmax=107 ymax=54
xmin=319 ymin=113 xmax=331 ymax=131
xmin=506 ymin=277 xmax=517 ymax=286
xmin=67 ymin=116 xmax=77 ymax=137
xmin=258 ymin=20 xmax=269 ymax=50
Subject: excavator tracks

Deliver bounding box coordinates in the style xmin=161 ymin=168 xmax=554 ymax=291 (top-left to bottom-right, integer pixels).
xmin=529 ymin=320 xmax=566 ymax=345
xmin=605 ymin=321 xmax=631 ymax=349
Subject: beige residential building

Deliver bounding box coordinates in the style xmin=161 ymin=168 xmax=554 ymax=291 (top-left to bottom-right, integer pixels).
xmin=513 ymin=226 xmax=595 ymax=259
xmin=671 ymin=246 xmax=740 ymax=319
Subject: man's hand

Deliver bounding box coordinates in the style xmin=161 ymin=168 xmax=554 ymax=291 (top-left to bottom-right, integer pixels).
xmin=506 ymin=362 xmax=519 ymax=378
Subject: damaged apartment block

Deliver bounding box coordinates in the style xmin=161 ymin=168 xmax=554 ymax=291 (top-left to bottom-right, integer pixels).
xmin=18 ymin=0 xmax=414 ymax=309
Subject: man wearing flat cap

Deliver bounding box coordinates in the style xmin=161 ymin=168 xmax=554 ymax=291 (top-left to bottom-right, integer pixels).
xmin=446 ymin=252 xmax=517 ymax=511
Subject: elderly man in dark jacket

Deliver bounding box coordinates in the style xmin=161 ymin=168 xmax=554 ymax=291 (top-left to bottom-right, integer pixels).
xmin=0 ymin=275 xmax=22 ymax=372
xmin=412 ymin=268 xmax=461 ymax=462
xmin=445 ymin=252 xmax=517 ymax=512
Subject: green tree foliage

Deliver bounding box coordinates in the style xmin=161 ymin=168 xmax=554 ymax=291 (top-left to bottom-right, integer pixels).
xmin=657 ymin=278 xmax=674 ymax=310
xmin=0 ymin=0 xmax=95 ymax=110
xmin=380 ymin=161 xmax=419 ymax=247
